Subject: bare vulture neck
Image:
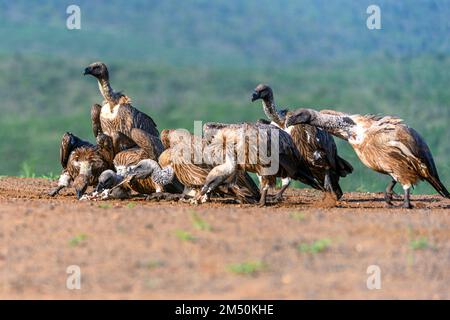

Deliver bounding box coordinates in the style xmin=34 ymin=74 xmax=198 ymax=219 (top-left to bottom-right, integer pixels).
xmin=97 ymin=78 xmax=119 ymax=107
xmin=262 ymin=98 xmax=285 ymax=128
xmin=310 ymin=112 xmax=356 ymax=141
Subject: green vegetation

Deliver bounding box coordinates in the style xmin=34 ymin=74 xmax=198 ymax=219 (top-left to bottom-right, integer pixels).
xmin=98 ymin=203 xmax=112 ymax=209
xmin=0 ymin=1 xmax=448 ymax=194
xmin=190 ymin=211 xmax=212 ymax=231
xmin=69 ymin=233 xmax=88 ymax=247
xmin=298 ymin=238 xmax=332 ymax=254
xmin=410 ymin=236 xmax=430 ymax=251
xmin=175 ymin=229 xmax=196 ymax=242
xmin=138 ymin=259 xmax=165 ymax=270
xmin=227 ymin=261 xmax=267 ymax=276
xmin=290 ymin=212 xmax=306 ymax=221
xmin=127 ymin=202 xmax=137 ymax=209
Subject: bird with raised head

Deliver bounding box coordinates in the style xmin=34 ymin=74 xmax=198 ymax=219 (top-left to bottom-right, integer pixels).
xmin=84 ymin=61 xmax=160 ymax=154
xmin=251 ymin=84 xmax=353 ymax=201
xmin=285 ymin=108 xmax=450 ymax=209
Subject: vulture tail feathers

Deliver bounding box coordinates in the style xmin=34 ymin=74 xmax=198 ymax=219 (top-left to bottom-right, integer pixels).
xmin=425 ymin=176 xmax=450 ymax=199
xmin=335 ymin=155 xmax=354 ymax=177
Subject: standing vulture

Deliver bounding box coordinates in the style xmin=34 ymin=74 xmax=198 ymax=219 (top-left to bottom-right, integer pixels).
xmin=251 ymin=84 xmax=353 ymax=200
xmin=285 ymin=108 xmax=450 ymax=208
xmin=84 ymin=61 xmax=161 ymax=155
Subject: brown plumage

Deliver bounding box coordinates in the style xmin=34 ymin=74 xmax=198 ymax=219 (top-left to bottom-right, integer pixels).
xmin=251 ymin=84 xmax=353 ymax=200
xmin=95 ymin=129 xmax=182 ymax=198
xmin=202 ymin=122 xmax=322 ymax=205
xmin=84 ymin=62 xmax=160 ymax=154
xmin=159 ymin=129 xmax=261 ymax=203
xmin=286 ymin=108 xmax=450 ymax=208
xmin=49 ymin=132 xmax=114 ymax=199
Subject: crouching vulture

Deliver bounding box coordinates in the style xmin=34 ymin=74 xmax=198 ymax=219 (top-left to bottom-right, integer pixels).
xmin=95 ymin=128 xmax=184 ymax=199
xmin=251 ymin=84 xmax=353 ymax=200
xmin=84 ymin=61 xmax=161 ymax=155
xmin=48 ymin=132 xmax=114 ymax=199
xmin=285 ymin=108 xmax=450 ymax=208
xmin=152 ymin=129 xmax=261 ymax=204
xmin=201 ymin=122 xmax=322 ymax=206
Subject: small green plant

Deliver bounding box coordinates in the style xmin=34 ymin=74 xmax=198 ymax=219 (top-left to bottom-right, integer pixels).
xmin=410 ymin=236 xmax=429 ymax=250
xmin=290 ymin=212 xmax=306 ymax=221
xmin=20 ymin=161 xmax=35 ymax=178
xmin=191 ymin=211 xmax=211 ymax=231
xmin=98 ymin=203 xmax=112 ymax=209
xmin=127 ymin=202 xmax=137 ymax=209
xmin=298 ymin=238 xmax=332 ymax=254
xmin=40 ymin=172 xmax=58 ymax=180
xmin=227 ymin=261 xmax=266 ymax=276
xmin=142 ymin=259 xmax=164 ymax=269
xmin=69 ymin=233 xmax=88 ymax=247
xmin=175 ymin=229 xmax=196 ymax=242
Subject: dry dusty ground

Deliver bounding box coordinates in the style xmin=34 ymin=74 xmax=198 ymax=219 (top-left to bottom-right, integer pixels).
xmin=0 ymin=177 xmax=449 ymax=300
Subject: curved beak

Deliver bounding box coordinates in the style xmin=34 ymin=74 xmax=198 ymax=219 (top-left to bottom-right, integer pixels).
xmin=285 ymin=115 xmax=297 ymax=128
xmin=76 ymin=189 xmax=84 ymax=199
xmin=83 ymin=67 xmax=91 ymax=76
xmin=251 ymin=91 xmax=260 ymax=102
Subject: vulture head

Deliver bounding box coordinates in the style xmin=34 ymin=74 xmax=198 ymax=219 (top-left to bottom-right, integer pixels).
xmin=96 ymin=169 xmax=122 ymax=192
xmin=127 ymin=159 xmax=161 ymax=180
xmin=285 ymin=108 xmax=315 ymax=128
xmin=84 ymin=61 xmax=109 ymax=80
xmin=251 ymin=84 xmax=273 ymax=102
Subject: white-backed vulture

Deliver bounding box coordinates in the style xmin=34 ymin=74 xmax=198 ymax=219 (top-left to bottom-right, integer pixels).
xmin=94 ymin=128 xmax=182 ymax=199
xmin=49 ymin=132 xmax=114 ymax=199
xmin=84 ymin=62 xmax=160 ymax=154
xmin=285 ymin=108 xmax=450 ymax=208
xmin=201 ymin=122 xmax=322 ymax=206
xmin=251 ymin=84 xmax=353 ymax=200
xmin=158 ymin=129 xmax=261 ymax=204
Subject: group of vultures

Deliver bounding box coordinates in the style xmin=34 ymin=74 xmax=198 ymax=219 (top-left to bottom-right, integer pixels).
xmin=49 ymin=62 xmax=449 ymax=209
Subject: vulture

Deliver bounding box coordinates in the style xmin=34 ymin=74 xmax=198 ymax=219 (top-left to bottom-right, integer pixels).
xmin=251 ymin=84 xmax=353 ymax=200
xmin=201 ymin=122 xmax=322 ymax=206
xmin=48 ymin=132 xmax=114 ymax=199
xmin=285 ymin=108 xmax=450 ymax=208
xmin=157 ymin=129 xmax=261 ymax=204
xmin=84 ymin=61 xmax=161 ymax=155
xmin=95 ymin=128 xmax=183 ymax=199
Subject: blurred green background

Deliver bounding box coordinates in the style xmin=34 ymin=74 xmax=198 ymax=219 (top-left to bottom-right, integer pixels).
xmin=0 ymin=0 xmax=449 ymax=194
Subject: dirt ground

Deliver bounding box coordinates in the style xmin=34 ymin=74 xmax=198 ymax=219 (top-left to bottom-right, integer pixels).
xmin=0 ymin=177 xmax=449 ymax=299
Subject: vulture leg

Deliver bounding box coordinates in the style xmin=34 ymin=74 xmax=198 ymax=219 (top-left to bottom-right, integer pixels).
xmin=91 ymin=104 xmax=103 ymax=138
xmin=48 ymin=171 xmax=72 ymax=197
xmin=384 ymin=179 xmax=397 ymax=206
xmin=402 ymin=186 xmax=413 ymax=209
xmin=274 ymin=177 xmax=290 ymax=202
xmin=323 ymin=170 xmax=342 ymax=200
xmin=112 ymin=132 xmax=137 ymax=155
xmin=259 ymin=180 xmax=270 ymax=207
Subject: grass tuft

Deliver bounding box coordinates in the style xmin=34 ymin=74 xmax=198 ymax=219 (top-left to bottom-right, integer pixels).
xmin=410 ymin=236 xmax=429 ymax=250
xmin=69 ymin=233 xmax=88 ymax=247
xmin=227 ymin=261 xmax=266 ymax=276
xmin=298 ymin=238 xmax=332 ymax=254
xmin=175 ymin=229 xmax=196 ymax=242
xmin=190 ymin=211 xmax=211 ymax=231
